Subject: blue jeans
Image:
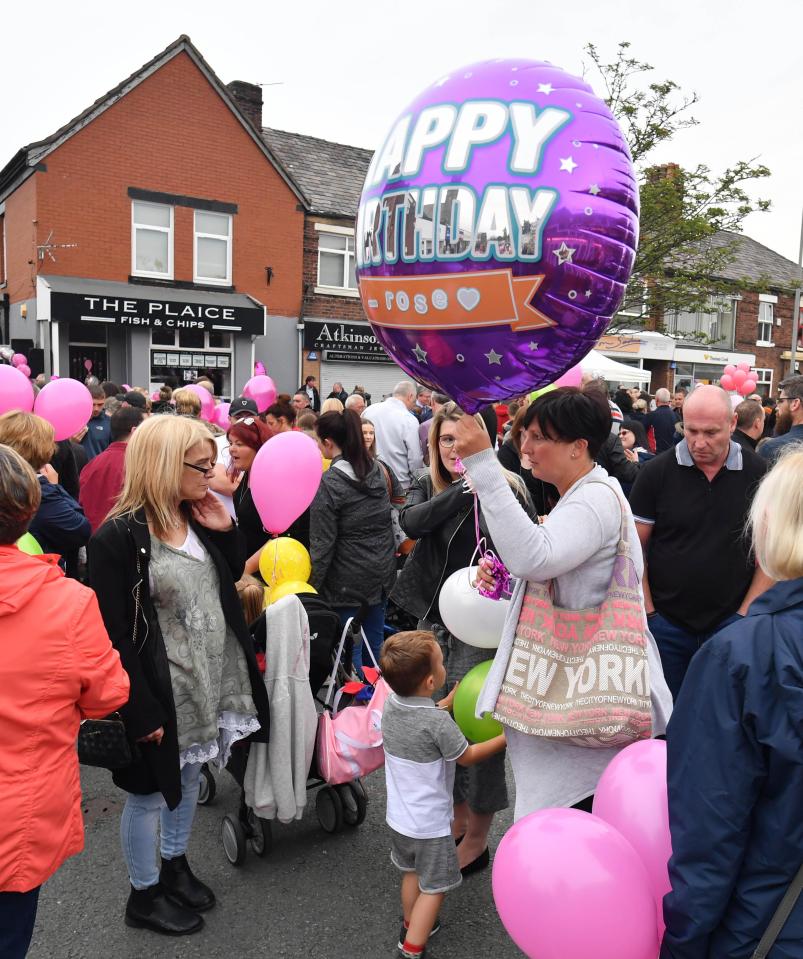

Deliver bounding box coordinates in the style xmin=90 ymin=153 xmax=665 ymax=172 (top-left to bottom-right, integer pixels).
xmin=0 ymin=887 xmax=40 ymax=959
xmin=649 ymin=610 xmax=741 ymax=701
xmin=336 ymin=601 xmax=387 ymax=673
xmin=120 ymin=762 xmax=202 ymax=889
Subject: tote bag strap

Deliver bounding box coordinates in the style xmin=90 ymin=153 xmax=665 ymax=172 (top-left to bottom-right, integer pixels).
xmin=751 ymin=863 xmax=803 ymax=959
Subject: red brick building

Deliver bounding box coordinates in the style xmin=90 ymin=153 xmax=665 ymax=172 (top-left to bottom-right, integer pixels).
xmin=0 ymin=36 xmax=307 ymax=395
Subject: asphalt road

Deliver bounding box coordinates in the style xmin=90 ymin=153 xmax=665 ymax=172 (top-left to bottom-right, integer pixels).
xmin=28 ymin=763 xmax=524 ymax=959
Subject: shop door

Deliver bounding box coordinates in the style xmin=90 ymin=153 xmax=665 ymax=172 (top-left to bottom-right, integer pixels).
xmin=69 ymin=345 xmax=108 ymax=383
xmin=320 ymin=361 xmax=406 ymax=407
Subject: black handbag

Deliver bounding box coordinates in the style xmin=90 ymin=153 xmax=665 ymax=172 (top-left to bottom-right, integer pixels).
xmin=77 ymin=539 xmax=145 ymax=770
xmin=78 ymin=712 xmax=139 ymax=769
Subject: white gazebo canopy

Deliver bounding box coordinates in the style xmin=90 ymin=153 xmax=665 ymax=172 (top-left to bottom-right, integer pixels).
xmin=580 ymin=349 xmax=652 ymax=384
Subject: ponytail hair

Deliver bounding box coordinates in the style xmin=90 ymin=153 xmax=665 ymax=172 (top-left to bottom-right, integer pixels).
xmin=316 ymin=409 xmax=373 ymax=480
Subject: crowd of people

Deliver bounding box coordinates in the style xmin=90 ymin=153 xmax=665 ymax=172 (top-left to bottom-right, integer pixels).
xmin=1 ymin=366 xmax=802 ymax=959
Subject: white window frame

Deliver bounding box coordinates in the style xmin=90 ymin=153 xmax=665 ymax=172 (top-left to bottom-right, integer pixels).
xmin=315 ymin=223 xmax=358 ymax=297
xmin=757 ymin=298 xmax=775 ymax=346
xmin=193 ymin=211 xmax=232 ymax=286
xmin=131 ymin=201 xmax=173 ymax=279
xmin=753 ymin=367 xmax=773 ymax=396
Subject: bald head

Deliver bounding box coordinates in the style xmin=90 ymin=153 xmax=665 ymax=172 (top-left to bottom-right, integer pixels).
xmin=683 ymin=385 xmax=737 ymax=470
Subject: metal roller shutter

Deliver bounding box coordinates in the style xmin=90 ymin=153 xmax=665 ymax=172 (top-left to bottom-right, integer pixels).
xmin=320 ymin=360 xmax=410 ymax=405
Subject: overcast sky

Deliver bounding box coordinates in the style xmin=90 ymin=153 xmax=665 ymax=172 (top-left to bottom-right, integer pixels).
xmin=2 ymin=0 xmax=800 ymax=263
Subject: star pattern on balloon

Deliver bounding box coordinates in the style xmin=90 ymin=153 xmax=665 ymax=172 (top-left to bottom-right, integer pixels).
xmin=585 ymin=289 xmax=593 ymax=298
xmin=588 ymin=183 xmax=601 ymax=195
xmin=485 ymin=349 xmax=502 ymax=365
xmin=537 ymin=82 xmax=553 ymax=95
xmin=553 ymin=242 xmax=576 ymax=265
xmin=412 ymin=343 xmax=428 ymax=363
xmin=559 ymin=156 xmax=578 ymax=174
xmin=528 ymin=341 xmax=539 ymax=351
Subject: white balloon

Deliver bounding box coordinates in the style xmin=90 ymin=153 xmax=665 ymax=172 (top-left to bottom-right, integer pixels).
xmin=438 ymin=565 xmax=510 ymax=649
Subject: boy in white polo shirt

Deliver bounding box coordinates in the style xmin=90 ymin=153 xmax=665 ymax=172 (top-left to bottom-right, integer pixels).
xmin=380 ymin=630 xmax=506 ymax=958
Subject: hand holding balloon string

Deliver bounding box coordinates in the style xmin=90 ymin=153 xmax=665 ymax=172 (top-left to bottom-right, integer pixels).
xmin=453 ymin=454 xmax=511 ymax=603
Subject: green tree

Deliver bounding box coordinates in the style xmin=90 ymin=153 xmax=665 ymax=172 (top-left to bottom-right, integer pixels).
xmin=584 ymin=42 xmax=771 ymax=333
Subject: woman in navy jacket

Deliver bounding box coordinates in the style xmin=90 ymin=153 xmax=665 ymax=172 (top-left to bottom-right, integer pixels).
xmin=661 ymin=446 xmax=803 ymax=958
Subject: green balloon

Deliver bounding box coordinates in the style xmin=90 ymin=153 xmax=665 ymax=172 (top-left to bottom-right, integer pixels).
xmin=16 ymin=533 xmax=43 ymax=555
xmin=453 ymin=659 xmax=503 ymax=743
xmin=528 ymin=383 xmax=557 ymax=403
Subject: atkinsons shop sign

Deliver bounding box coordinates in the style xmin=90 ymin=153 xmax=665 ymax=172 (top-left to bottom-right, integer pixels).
xmin=303 ymin=320 xmax=395 ymax=364
xmin=50 ymin=291 xmax=265 ymax=335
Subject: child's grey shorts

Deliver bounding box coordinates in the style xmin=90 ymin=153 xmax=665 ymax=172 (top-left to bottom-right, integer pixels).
xmin=389 ymin=828 xmax=463 ymax=894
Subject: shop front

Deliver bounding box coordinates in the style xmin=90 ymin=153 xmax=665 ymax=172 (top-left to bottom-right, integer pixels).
xmin=37 ymin=276 xmax=265 ymax=398
xmin=672 ymin=347 xmax=756 ymax=391
xmin=302 ymin=319 xmax=407 ymax=402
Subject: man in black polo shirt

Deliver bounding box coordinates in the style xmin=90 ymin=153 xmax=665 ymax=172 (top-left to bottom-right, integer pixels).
xmin=629 ymin=385 xmax=770 ymax=699
xmin=645 ymin=388 xmax=679 ymax=452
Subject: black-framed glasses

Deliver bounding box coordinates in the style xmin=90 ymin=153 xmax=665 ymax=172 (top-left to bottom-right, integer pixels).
xmin=183 ymin=461 xmax=215 ymax=476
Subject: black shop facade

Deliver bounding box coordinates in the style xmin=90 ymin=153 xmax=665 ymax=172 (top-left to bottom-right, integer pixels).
xmin=302 ymin=319 xmax=408 ymax=402
xmin=37 ymin=275 xmax=265 ymax=397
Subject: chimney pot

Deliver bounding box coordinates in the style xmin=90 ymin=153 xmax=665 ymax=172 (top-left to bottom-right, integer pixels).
xmin=226 ymin=80 xmax=263 ymax=130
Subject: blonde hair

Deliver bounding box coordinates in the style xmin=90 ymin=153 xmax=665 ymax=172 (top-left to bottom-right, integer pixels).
xmin=107 ymin=416 xmax=216 ymax=536
xmin=0 ymin=411 xmax=56 ymax=470
xmin=173 ymin=388 xmax=202 ymax=417
xmin=236 ymin=574 xmax=265 ymax=626
xmin=428 ymin=402 xmax=524 ymax=496
xmin=748 ymin=445 xmax=803 ymax=581
xmin=320 ymin=397 xmax=344 ymax=414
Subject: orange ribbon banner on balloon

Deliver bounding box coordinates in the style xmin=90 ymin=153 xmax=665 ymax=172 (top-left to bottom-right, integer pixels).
xmin=359 ymin=270 xmax=554 ymax=332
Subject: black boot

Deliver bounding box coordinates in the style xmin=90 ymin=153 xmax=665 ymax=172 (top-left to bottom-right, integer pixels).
xmin=160 ymin=853 xmax=216 ymax=912
xmin=125 ymin=883 xmax=204 ymax=935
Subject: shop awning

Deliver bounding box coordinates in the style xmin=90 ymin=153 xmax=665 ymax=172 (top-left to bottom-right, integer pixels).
xmin=580 ymin=349 xmax=652 ymax=384
xmin=40 ymin=275 xmax=266 ymax=336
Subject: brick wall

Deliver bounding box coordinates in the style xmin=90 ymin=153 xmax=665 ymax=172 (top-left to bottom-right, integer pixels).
xmin=6 ymin=51 xmax=304 ymax=318
xmin=301 ymin=216 xmax=365 ymax=321
xmin=734 ymin=289 xmax=795 ymax=392
xmin=3 ymin=176 xmax=37 ymax=304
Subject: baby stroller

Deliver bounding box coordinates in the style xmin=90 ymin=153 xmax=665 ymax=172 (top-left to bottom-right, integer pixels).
xmin=218 ymin=593 xmax=370 ymax=866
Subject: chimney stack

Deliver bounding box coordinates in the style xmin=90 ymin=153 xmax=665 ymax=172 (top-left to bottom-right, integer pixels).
xmin=226 ymin=81 xmax=263 ymax=131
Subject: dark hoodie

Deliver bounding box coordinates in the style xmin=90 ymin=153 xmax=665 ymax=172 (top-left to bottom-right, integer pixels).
xmin=309 ymin=456 xmax=396 ymax=606
xmin=662 ymin=578 xmax=803 ymax=958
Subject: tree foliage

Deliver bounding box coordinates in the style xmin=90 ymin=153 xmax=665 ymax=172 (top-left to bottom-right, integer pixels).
xmin=584 ymin=42 xmax=771 ymax=332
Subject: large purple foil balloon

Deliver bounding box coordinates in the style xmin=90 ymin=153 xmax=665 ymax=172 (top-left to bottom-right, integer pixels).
xmin=356 ymin=59 xmax=638 ymax=412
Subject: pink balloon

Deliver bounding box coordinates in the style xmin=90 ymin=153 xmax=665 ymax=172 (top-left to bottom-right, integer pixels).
xmin=18 ymin=364 xmax=31 ymax=379
xmin=593 ymin=740 xmax=672 ymax=938
xmin=732 ymin=369 xmax=747 ymax=388
xmin=34 ymin=378 xmax=93 ymax=441
xmin=242 ymin=374 xmax=277 ymax=413
xmin=736 ymin=360 xmax=751 ymax=373
xmin=213 ymin=401 xmax=231 ymax=429
xmin=83 ymin=359 xmax=93 ymax=372
xmin=254 ymin=361 xmax=266 ymax=376
xmin=0 ymin=364 xmax=35 ymax=414
xmin=151 ymin=391 xmax=161 ymax=402
xmin=249 ymin=432 xmax=322 ymax=535
xmin=492 ymin=808 xmax=658 ymax=959
xmin=554 ymin=363 xmax=583 ymax=388
xmin=739 ymin=378 xmax=757 ymax=397
xmin=186 ymin=383 xmax=215 ymax=421
xmin=719 ymin=373 xmax=735 ymax=391
xmin=11 ymin=353 xmax=27 ymax=368
xmin=723 ymin=364 xmax=736 ymax=376
xmin=122 ymin=384 xmax=132 ymax=391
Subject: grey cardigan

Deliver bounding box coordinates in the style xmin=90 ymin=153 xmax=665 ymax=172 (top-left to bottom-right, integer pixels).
xmin=463 ymin=449 xmax=672 ymax=816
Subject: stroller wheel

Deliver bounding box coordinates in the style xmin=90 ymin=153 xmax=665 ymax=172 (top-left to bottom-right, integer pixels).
xmin=247 ymin=808 xmax=273 ymax=857
xmin=221 ymin=813 xmax=248 ymax=866
xmin=337 ymin=782 xmax=367 ymax=827
xmin=316 ymin=786 xmax=344 ymax=834
xmin=197 ymin=764 xmax=216 ymax=806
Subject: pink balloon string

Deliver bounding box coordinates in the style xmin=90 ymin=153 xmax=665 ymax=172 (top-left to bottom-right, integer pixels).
xmin=454 ymin=457 xmax=511 ymax=601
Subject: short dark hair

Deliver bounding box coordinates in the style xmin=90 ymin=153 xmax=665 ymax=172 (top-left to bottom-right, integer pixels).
xmin=0 ymin=444 xmax=41 ymax=544
xmin=523 ymin=387 xmax=611 ymax=458
xmin=305 ymin=376 xmax=316 ymax=385
xmin=88 ymin=383 xmax=106 ymax=400
xmin=380 ymin=631 xmax=438 ymax=697
xmin=266 ymin=400 xmax=296 ymax=425
xmin=101 ymin=381 xmax=122 ymax=398
xmin=110 ymin=406 xmax=145 ymax=441
xmin=779 ymin=374 xmax=803 ymax=401
xmin=735 ymin=400 xmax=764 ymax=431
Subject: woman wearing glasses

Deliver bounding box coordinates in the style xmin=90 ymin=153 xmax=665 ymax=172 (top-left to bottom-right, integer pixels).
xmin=391 ymin=402 xmax=535 ymax=876
xmin=226 ymin=416 xmax=274 ymax=574
xmin=88 ymin=416 xmax=269 ymax=938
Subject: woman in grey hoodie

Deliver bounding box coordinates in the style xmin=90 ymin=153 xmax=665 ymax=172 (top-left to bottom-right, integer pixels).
xmin=453 ymin=388 xmax=672 ymax=821
xmin=310 ymin=410 xmax=397 ymax=675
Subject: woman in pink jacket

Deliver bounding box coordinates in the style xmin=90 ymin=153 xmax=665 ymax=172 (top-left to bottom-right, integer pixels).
xmin=0 ymin=443 xmax=130 ymax=959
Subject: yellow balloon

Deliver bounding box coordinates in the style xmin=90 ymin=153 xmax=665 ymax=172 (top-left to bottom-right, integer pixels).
xmin=269 ymin=580 xmax=317 ymax=605
xmin=259 ymin=537 xmax=312 ymax=588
